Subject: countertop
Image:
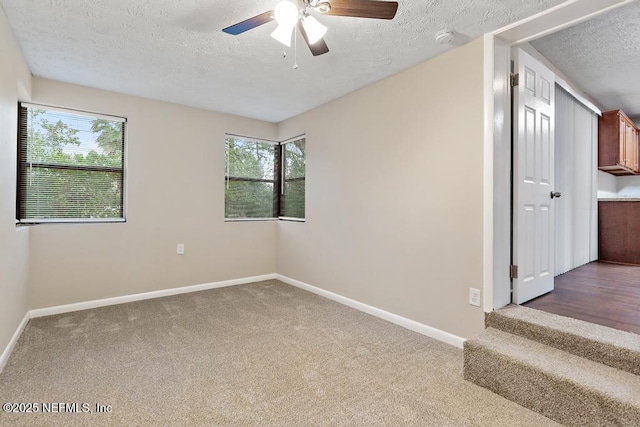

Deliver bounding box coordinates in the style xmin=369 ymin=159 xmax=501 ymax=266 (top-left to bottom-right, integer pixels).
xmin=598 ymin=198 xmax=640 ymax=202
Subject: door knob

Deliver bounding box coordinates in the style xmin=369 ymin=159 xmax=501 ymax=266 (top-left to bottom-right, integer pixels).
xmin=551 ymin=191 xmax=562 ymax=199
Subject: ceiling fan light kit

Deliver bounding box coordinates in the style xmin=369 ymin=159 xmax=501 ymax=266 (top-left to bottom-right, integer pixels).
xmin=271 ymin=22 xmax=295 ymax=47
xmin=270 ymin=0 xmax=299 ymax=47
xmin=222 ymin=0 xmax=399 ymax=58
xmin=274 ymin=1 xmax=299 ymax=27
xmin=301 ymin=15 xmax=327 ymax=44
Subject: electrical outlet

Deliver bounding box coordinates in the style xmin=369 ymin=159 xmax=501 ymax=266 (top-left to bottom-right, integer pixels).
xmin=469 ymin=288 xmax=481 ymax=307
xmin=176 ymin=243 xmax=185 ymax=255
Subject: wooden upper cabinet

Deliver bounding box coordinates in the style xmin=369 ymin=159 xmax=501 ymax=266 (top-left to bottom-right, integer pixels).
xmin=598 ymin=109 xmax=640 ymax=175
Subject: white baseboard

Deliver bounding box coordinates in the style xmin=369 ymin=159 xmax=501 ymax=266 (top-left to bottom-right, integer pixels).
xmin=29 ymin=274 xmax=277 ymax=318
xmin=0 ymin=312 xmax=30 ymax=373
xmin=2 ymin=274 xmax=276 ymax=372
xmin=2 ymin=272 xmax=464 ymax=374
xmin=276 ymin=274 xmax=466 ymax=349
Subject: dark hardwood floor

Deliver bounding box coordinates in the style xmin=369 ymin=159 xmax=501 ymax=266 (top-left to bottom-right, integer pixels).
xmin=523 ymin=261 xmax=640 ymax=335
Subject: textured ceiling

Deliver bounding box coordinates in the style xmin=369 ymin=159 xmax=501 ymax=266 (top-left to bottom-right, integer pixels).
xmin=531 ymin=1 xmax=640 ymax=120
xmin=1 ymin=0 xmax=565 ymax=122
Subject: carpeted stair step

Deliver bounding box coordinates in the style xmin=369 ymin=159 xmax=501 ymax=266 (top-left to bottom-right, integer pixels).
xmin=464 ymin=327 xmax=640 ymax=426
xmin=486 ymin=305 xmax=640 ymax=375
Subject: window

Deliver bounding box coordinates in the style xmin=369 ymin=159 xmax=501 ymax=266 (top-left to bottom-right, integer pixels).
xmin=17 ymin=103 xmax=126 ymax=224
xmin=280 ymin=139 xmax=306 ymax=219
xmin=224 ymin=137 xmax=277 ymax=219
xmin=225 ymin=135 xmax=305 ymax=220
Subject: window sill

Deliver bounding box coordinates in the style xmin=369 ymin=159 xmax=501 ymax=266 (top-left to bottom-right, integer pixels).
xmin=224 ymin=217 xmax=305 ymax=223
xmin=278 ymin=217 xmax=305 ymax=222
xmin=16 ymin=218 xmax=126 ymax=226
xmin=225 ymin=218 xmax=279 ymax=222
xmin=15 ymin=220 xmax=29 ymax=232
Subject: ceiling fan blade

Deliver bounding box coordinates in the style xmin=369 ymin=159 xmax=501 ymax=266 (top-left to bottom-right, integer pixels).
xmin=298 ymin=22 xmax=330 ymax=56
xmin=325 ymin=0 xmax=398 ymax=20
xmin=222 ymin=11 xmax=274 ymax=35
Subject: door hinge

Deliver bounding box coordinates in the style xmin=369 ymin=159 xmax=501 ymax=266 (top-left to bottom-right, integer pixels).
xmin=510 ymin=265 xmax=518 ymax=279
xmin=510 ymin=73 xmax=519 ymax=87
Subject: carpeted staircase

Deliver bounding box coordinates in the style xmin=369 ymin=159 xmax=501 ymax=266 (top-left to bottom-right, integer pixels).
xmin=463 ymin=305 xmax=640 ymax=426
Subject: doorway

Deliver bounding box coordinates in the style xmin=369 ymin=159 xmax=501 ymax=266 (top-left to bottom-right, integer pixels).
xmin=493 ymin=0 xmax=631 ymax=332
xmin=511 ymin=48 xmax=599 ymax=305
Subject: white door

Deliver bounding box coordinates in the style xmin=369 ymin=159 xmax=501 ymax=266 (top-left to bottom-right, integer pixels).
xmin=512 ymin=48 xmax=556 ymax=304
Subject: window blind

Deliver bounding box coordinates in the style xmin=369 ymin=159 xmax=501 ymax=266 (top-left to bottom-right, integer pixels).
xmin=225 ymin=137 xmax=278 ymax=218
xmin=280 ymin=138 xmax=306 ymax=219
xmin=17 ymin=104 xmax=126 ymax=223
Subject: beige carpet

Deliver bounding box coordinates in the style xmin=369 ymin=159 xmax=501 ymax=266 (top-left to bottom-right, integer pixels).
xmin=0 ymin=280 xmax=558 ymax=426
xmin=486 ymin=305 xmax=640 ymax=375
xmin=465 ymin=305 xmax=640 ymax=426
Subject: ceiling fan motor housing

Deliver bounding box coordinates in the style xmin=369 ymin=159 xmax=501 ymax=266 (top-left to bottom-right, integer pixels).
xmin=315 ymin=1 xmax=332 ymax=14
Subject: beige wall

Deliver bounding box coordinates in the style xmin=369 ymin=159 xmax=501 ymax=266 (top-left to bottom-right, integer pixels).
xmin=277 ymin=38 xmax=487 ymax=338
xmin=0 ymin=7 xmax=31 ymax=358
xmin=28 ymin=79 xmax=278 ymax=309
xmin=6 ymin=30 xmax=489 ymax=341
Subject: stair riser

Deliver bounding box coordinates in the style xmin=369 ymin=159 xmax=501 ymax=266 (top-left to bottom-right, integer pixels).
xmin=486 ymin=312 xmax=640 ymax=376
xmin=464 ymin=342 xmax=640 ymax=427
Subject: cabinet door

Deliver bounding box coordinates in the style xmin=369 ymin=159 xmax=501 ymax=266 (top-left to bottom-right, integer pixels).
xmin=632 ymin=125 xmax=638 ymax=173
xmin=625 ymin=120 xmax=638 ymax=172
xmin=619 ymin=115 xmax=627 ymax=167
xmin=598 ymin=110 xmax=638 ymax=175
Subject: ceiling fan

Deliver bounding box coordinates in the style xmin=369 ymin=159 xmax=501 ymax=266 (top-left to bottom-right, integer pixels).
xmin=222 ymin=0 xmax=399 ymax=56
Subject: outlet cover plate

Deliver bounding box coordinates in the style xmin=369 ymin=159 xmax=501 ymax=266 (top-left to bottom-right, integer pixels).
xmin=469 ymin=288 xmax=481 ymax=307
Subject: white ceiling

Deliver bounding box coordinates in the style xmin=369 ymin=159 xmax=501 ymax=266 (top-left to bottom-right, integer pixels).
xmin=1 ymin=0 xmax=567 ymax=122
xmin=531 ymin=1 xmax=640 ymax=121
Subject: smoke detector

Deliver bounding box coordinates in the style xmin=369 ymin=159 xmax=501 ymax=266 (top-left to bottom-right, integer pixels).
xmin=435 ymin=30 xmax=455 ymax=45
